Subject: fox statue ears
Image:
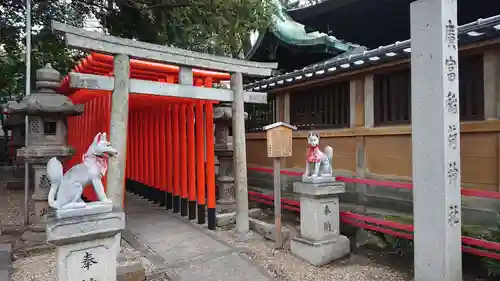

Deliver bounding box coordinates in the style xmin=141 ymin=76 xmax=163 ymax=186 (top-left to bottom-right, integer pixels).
xmin=307 ymin=132 xmax=320 ymax=139
xmin=92 ymin=132 xmax=108 ymax=144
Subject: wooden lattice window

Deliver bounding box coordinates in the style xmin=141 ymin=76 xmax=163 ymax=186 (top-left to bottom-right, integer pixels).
xmin=459 ymin=55 xmax=484 ymax=121
xmin=245 ymin=95 xmax=277 ymax=132
xmin=290 ymin=81 xmax=350 ymax=129
xmin=373 ymin=56 xmax=485 ymax=126
xmin=373 ymin=68 xmax=411 ymax=126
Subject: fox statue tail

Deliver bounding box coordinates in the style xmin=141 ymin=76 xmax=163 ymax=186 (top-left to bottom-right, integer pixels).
xmin=47 ymin=157 xmax=63 ymax=209
xmin=324 ymin=145 xmax=334 ymax=174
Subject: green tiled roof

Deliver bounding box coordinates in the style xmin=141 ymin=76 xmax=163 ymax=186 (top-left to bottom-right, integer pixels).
xmin=270 ymin=0 xmax=358 ymax=51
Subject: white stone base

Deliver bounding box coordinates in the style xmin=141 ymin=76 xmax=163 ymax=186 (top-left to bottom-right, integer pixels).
xmin=46 ymin=211 xmax=125 ymax=281
xmin=56 ymin=202 xmax=112 ymax=219
xmin=291 ymin=235 xmax=350 ymax=266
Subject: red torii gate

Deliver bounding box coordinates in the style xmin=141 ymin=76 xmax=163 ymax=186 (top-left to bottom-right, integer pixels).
xmin=52 ymin=21 xmax=276 ymax=234
xmin=58 ymin=53 xmax=234 ymax=228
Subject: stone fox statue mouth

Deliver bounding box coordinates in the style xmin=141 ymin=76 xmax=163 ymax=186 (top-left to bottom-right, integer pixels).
xmin=47 ymin=132 xmax=118 ymax=211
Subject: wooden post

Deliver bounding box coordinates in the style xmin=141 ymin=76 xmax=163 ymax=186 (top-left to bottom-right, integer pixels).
xmin=263 ymin=122 xmax=296 ymax=249
xmin=231 ymin=72 xmax=250 ymax=240
xmin=273 ymin=157 xmax=283 ymax=248
xmin=107 ymin=54 xmax=130 ymax=211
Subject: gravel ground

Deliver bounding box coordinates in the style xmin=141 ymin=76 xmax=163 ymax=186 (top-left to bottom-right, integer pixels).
xmin=0 ymin=185 xmax=32 ymax=227
xmin=214 ymin=229 xmax=412 ymax=281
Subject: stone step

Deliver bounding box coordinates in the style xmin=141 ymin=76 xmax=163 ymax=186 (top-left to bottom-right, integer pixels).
xmin=0 ymin=243 xmax=12 ymax=281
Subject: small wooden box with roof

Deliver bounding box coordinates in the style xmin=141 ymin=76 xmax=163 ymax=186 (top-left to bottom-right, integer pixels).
xmin=263 ymin=122 xmax=297 ymax=158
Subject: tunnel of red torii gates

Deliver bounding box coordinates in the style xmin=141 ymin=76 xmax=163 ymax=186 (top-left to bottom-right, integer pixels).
xmin=57 ymin=52 xmax=230 ymax=229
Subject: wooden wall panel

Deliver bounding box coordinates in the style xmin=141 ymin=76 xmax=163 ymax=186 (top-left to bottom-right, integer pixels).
xmin=246 ymin=139 xmax=272 ymax=167
xmin=461 ymin=132 xmax=497 ymax=190
xmin=365 ymin=135 xmax=412 ymax=178
xmin=361 ymin=132 xmax=499 ymax=190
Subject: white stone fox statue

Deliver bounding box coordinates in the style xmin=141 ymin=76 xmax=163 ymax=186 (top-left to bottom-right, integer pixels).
xmin=47 ymin=132 xmax=118 ymax=211
xmin=303 ymin=132 xmax=334 ymax=181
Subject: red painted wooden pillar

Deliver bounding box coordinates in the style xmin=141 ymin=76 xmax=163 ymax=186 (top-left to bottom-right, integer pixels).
xmin=159 ymin=107 xmax=167 ymax=207
xmin=187 ymin=103 xmax=196 ymax=220
xmin=179 ymin=104 xmax=188 ymax=216
xmin=138 ymin=111 xmax=145 ymax=187
xmin=196 ymin=101 xmax=206 ymax=224
xmin=144 ymin=111 xmax=151 ymax=188
xmin=165 ymin=105 xmax=173 ymax=209
xmin=132 ymin=111 xmax=138 ymax=182
xmin=172 ymin=104 xmax=181 ymax=213
xmin=205 ymin=101 xmax=216 ymax=230
xmin=153 ymin=109 xmax=163 ymax=204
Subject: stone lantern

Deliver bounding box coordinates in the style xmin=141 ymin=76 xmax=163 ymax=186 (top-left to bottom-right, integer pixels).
xmin=6 ymin=63 xmax=83 ymax=242
xmin=213 ymin=103 xmax=248 ymax=213
xmin=2 ymin=109 xmax=26 ymax=189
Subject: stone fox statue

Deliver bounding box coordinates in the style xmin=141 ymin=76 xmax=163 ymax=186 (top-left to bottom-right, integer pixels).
xmin=303 ymin=132 xmax=334 ymax=180
xmin=47 ymin=132 xmax=118 ymax=210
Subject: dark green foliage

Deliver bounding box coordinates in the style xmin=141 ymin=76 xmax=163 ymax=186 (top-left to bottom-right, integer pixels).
xmin=0 ymin=0 xmax=88 ymax=101
xmin=480 ymin=215 xmax=500 ymax=277
xmin=1 ymin=0 xmax=274 ymax=101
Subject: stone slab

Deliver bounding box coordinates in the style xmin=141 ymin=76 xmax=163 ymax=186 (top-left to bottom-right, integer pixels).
xmin=146 ymin=232 xmax=229 ymax=264
xmin=123 ymin=192 xmax=274 ymax=281
xmin=293 ymin=181 xmax=346 ymax=198
xmin=46 ymin=211 xmax=125 ymax=246
xmin=249 ymin=218 xmax=291 ymax=243
xmin=0 ymin=269 xmax=9 ymax=281
xmin=0 ymin=244 xmax=12 ymax=268
xmin=301 ymin=176 xmax=336 ymax=184
xmin=20 ymin=230 xmax=46 ymax=243
xmin=173 ymin=253 xmax=273 ymax=281
xmin=5 ymin=180 xmax=23 ymax=190
xmin=291 ymin=235 xmax=350 ymax=266
xmin=216 ymin=208 xmax=262 ymax=227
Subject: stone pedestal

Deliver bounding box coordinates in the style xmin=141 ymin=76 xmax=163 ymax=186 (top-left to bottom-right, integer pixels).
xmin=213 ymin=103 xmax=245 ymax=214
xmin=291 ymin=181 xmax=350 ymax=266
xmin=46 ymin=211 xmax=125 ymax=281
xmin=32 ymin=164 xmax=51 ymax=225
xmin=216 ymin=150 xmax=236 ymax=213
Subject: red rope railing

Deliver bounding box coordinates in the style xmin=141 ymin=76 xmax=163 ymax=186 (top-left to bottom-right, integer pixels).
xmin=247 ymin=167 xmax=500 ymax=260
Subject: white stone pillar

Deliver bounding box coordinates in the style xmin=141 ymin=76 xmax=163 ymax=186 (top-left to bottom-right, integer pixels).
xmin=231 ymin=72 xmax=250 ymax=241
xmin=410 ymin=1 xmax=462 ymax=281
xmin=290 ymin=181 xmax=350 ymax=266
xmin=107 ymin=54 xmax=130 ymax=211
xmin=46 ymin=212 xmax=125 ymax=281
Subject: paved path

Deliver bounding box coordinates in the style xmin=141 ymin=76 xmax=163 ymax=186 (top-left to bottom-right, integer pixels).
xmin=123 ymin=193 xmax=274 ymax=281
xmin=0 ymin=243 xmax=12 ymax=281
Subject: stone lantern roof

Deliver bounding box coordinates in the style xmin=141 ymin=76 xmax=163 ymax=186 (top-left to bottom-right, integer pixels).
xmin=6 ymin=63 xmax=83 ymax=116
xmin=213 ymin=103 xmax=248 ymax=121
